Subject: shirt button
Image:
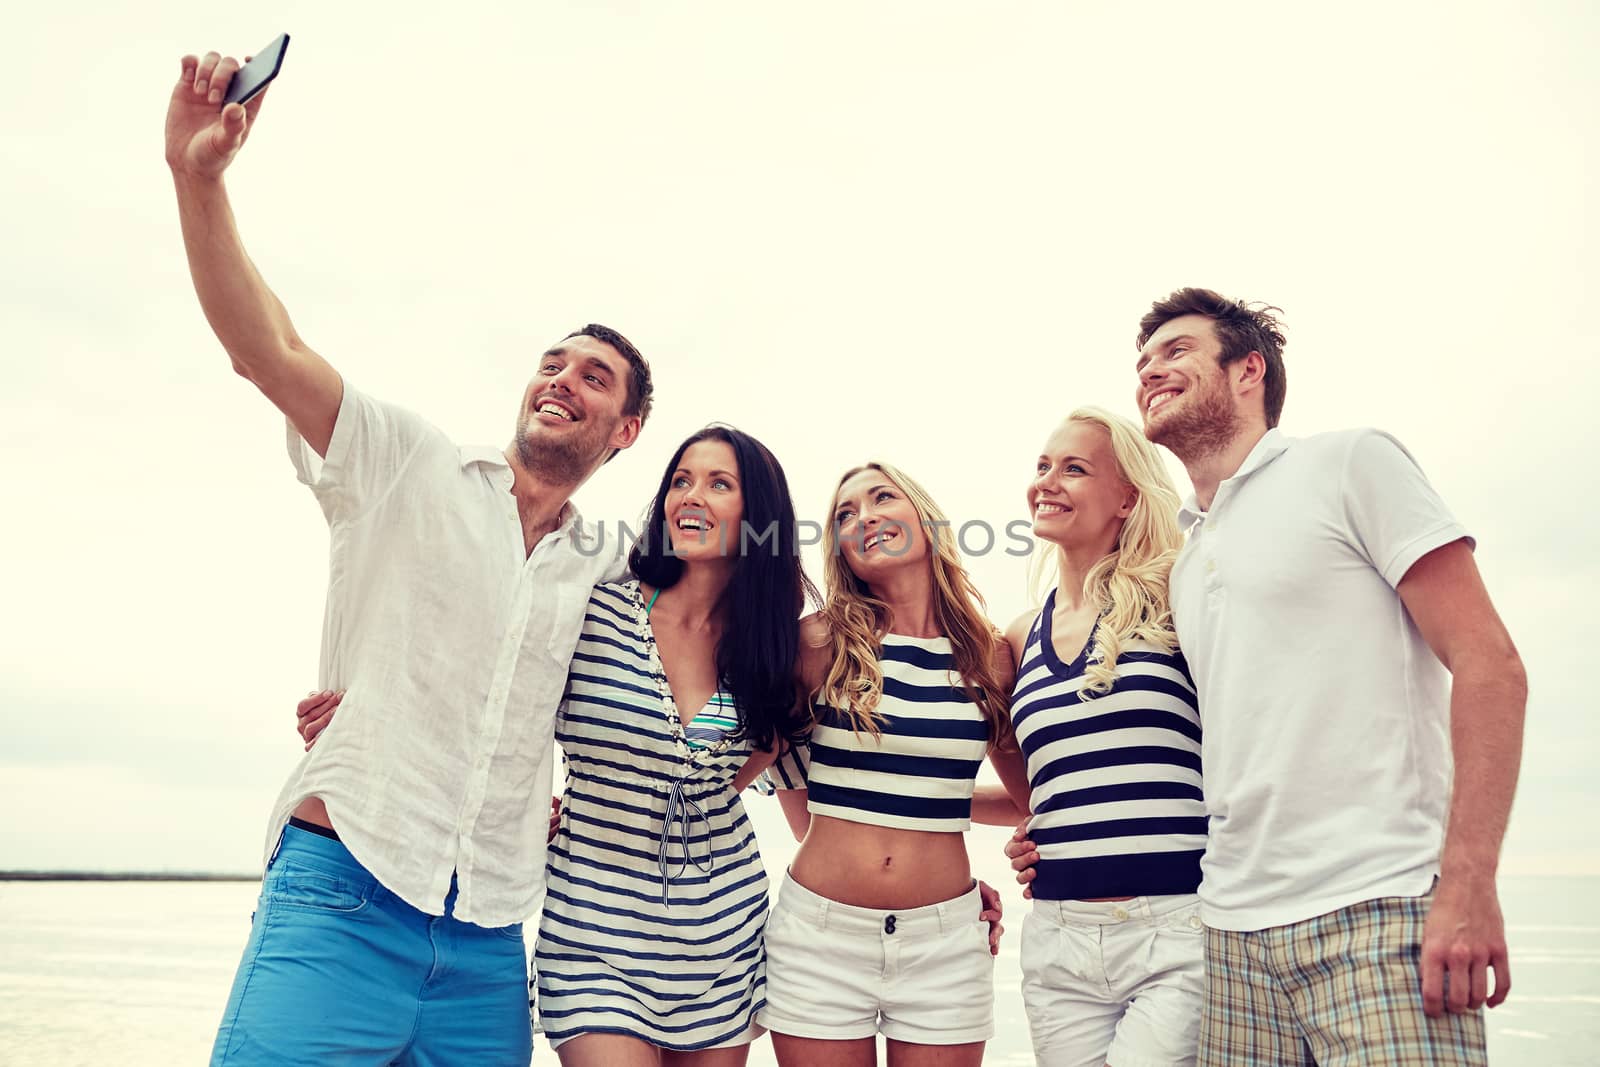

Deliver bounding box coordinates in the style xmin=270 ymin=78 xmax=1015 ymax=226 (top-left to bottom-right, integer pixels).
xmin=1205 ymin=561 xmax=1216 ymax=575
xmin=1112 ymin=907 xmax=1129 ymax=921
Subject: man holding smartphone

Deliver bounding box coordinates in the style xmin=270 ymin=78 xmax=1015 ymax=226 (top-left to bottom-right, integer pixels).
xmin=165 ymin=48 xmax=652 ymax=1066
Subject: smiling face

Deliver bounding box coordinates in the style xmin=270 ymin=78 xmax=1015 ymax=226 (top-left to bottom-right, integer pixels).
xmin=664 ymin=439 xmax=745 ymax=562
xmin=832 ymin=468 xmax=929 ymax=580
xmin=1134 ymin=313 xmax=1241 ymax=460
xmin=513 ymin=335 xmax=640 ymax=482
xmin=1028 ymin=420 xmax=1136 ymax=556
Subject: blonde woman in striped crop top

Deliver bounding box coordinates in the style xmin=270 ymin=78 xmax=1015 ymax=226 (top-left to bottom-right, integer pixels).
xmin=758 ymin=462 xmax=1033 ymax=1067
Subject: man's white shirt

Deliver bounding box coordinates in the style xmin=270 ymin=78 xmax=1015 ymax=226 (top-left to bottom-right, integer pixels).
xmin=264 ymin=385 xmax=624 ymax=928
xmin=1170 ymin=427 xmax=1471 ymax=931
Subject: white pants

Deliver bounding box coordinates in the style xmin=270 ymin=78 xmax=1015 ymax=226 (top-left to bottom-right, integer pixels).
xmin=1020 ymin=894 xmax=1205 ymax=1067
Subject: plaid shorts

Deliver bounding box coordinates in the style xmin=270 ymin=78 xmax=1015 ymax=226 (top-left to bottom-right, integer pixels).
xmin=1200 ymin=890 xmax=1486 ymax=1066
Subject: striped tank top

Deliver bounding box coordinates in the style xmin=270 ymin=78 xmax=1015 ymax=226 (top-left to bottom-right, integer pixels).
xmin=1010 ymin=590 xmax=1206 ymax=900
xmin=770 ymin=634 xmax=990 ymax=832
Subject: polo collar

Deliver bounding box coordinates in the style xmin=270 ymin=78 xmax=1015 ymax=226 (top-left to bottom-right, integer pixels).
xmin=1178 ymin=428 xmax=1293 ymax=529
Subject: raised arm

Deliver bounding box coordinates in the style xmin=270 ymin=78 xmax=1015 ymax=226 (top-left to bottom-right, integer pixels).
xmin=1398 ymin=539 xmax=1527 ymax=1017
xmin=165 ymin=50 xmax=342 ymax=456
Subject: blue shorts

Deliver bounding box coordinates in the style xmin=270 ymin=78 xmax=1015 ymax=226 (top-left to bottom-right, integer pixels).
xmin=210 ymin=824 xmax=532 ymax=1066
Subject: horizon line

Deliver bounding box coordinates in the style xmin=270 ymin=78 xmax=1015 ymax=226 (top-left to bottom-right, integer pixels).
xmin=1 ymin=870 xmax=260 ymax=882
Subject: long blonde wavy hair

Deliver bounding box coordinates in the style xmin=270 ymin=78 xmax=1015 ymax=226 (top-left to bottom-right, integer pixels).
xmin=1032 ymin=407 xmax=1185 ymax=697
xmin=817 ymin=462 xmax=1012 ymax=745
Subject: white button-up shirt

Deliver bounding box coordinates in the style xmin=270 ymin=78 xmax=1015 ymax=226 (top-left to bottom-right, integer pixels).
xmin=263 ymin=385 xmax=624 ymax=927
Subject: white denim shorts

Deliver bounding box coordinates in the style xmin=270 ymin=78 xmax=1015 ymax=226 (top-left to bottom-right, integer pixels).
xmin=1020 ymin=893 xmax=1205 ymax=1067
xmin=758 ymin=871 xmax=995 ymax=1045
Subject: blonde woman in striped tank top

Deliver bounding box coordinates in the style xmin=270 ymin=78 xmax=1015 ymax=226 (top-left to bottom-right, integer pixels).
xmin=1002 ymin=407 xmax=1207 ymax=1067
xmin=760 ymin=462 xmax=1033 ymax=1067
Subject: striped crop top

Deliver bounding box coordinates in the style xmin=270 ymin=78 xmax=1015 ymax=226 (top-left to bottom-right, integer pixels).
xmin=1010 ymin=590 xmax=1207 ymax=900
xmin=767 ymin=634 xmax=991 ymax=832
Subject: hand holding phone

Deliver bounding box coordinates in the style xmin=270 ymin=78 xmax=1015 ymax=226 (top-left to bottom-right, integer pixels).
xmin=224 ymin=33 xmax=290 ymax=106
xmin=164 ymin=35 xmax=288 ymax=180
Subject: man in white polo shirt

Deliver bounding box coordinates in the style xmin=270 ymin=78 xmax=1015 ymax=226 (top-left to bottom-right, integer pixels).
xmin=166 ymin=49 xmax=649 ymax=1065
xmin=1135 ymin=287 xmax=1526 ymax=1065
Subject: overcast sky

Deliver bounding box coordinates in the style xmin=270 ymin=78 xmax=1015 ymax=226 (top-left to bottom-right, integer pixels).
xmin=3 ymin=1 xmax=1595 ymax=879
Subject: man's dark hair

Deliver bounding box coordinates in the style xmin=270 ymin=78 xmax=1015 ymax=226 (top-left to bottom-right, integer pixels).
xmin=565 ymin=324 xmax=653 ymax=462
xmin=1137 ymin=289 xmax=1288 ymax=427
xmin=629 ymin=425 xmax=820 ymax=752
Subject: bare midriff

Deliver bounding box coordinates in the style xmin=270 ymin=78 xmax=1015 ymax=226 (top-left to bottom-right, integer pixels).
xmin=788 ymin=813 xmax=973 ymax=909
xmin=291 ymin=795 xmax=335 ymax=830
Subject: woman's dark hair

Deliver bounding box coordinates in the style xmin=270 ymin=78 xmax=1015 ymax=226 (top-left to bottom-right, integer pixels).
xmin=629 ymin=425 xmax=819 ymax=752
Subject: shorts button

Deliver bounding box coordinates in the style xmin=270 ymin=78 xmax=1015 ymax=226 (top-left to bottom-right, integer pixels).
xmin=1112 ymin=907 xmax=1129 ymax=921
xmin=1190 ymin=915 xmax=1204 ymax=930
xmin=884 ymin=915 xmax=896 ymax=934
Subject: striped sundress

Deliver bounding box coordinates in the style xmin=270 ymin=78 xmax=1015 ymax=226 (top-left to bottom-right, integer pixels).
xmin=534 ymin=580 xmax=769 ymax=1050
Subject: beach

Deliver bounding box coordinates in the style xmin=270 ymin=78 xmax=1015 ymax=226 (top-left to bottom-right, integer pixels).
xmin=2 ymin=813 xmax=1595 ymax=1065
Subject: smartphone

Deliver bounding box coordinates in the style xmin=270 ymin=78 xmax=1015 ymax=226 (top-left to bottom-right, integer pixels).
xmin=223 ymin=33 xmax=290 ymax=106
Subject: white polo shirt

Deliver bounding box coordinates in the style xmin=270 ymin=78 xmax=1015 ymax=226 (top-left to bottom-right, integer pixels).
xmin=263 ymin=384 xmax=624 ymax=927
xmin=1170 ymin=427 xmax=1471 ymax=932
